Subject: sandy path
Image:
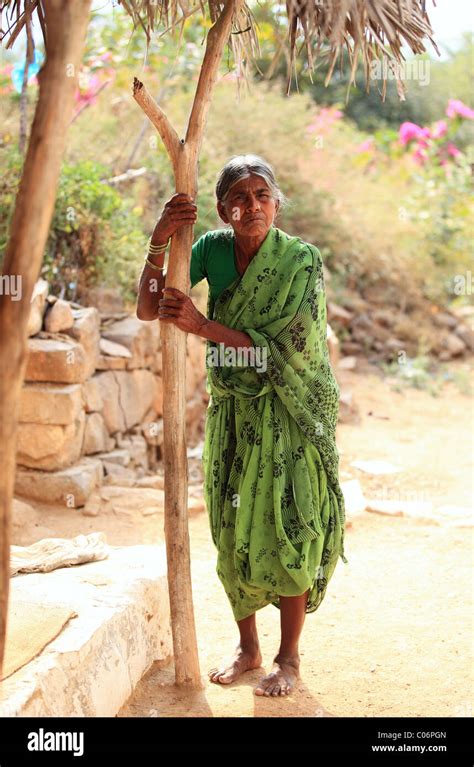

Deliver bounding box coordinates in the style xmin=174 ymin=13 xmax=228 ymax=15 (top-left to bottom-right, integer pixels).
xmin=116 ymin=362 xmax=473 ymax=717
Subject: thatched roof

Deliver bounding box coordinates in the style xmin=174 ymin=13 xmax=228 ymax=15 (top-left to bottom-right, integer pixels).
xmin=0 ymin=0 xmax=439 ymax=99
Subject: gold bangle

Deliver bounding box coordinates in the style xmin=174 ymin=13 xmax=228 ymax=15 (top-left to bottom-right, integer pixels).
xmin=148 ymin=237 xmax=169 ymax=253
xmin=148 ymin=243 xmax=168 ymax=253
xmin=145 ymin=258 xmax=166 ymax=272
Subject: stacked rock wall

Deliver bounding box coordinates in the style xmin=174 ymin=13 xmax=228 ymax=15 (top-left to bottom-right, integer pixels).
xmin=16 ymin=283 xmax=208 ymax=508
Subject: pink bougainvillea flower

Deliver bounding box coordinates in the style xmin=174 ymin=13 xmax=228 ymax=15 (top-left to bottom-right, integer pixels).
xmin=306 ymin=106 xmax=343 ymax=135
xmin=431 ymin=120 xmax=448 ymax=139
xmin=446 ymin=99 xmax=474 ymax=119
xmin=355 ymin=138 xmax=374 ymax=153
xmin=412 ymin=145 xmax=428 ymax=164
xmin=399 ymin=121 xmax=424 ymax=145
xmin=446 ymin=142 xmax=461 ymax=157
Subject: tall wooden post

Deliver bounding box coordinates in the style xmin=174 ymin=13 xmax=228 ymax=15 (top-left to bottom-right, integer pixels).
xmin=133 ymin=0 xmax=245 ymax=688
xmin=0 ymin=0 xmax=92 ymax=680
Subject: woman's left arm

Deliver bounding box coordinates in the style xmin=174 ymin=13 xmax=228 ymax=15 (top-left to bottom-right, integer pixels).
xmin=158 ymin=287 xmax=254 ymax=349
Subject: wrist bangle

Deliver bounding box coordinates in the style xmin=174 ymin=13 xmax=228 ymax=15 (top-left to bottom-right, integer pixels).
xmin=145 ymin=258 xmax=166 ymax=272
xmin=148 ymin=244 xmax=168 ymax=254
xmin=148 ymin=236 xmax=169 ymax=254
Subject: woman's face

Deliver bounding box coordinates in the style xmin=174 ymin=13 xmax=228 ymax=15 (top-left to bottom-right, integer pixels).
xmin=217 ymin=174 xmax=280 ymax=238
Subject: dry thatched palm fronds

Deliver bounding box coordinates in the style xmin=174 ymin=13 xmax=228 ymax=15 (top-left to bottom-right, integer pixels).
xmin=1 ymin=0 xmax=439 ymax=100
xmin=283 ymin=0 xmax=440 ymax=99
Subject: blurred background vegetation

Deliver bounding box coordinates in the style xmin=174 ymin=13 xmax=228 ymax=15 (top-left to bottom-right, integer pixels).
xmin=0 ymin=2 xmax=472 ymax=326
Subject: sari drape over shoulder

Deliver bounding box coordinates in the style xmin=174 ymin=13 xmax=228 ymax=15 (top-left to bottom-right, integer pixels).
xmin=202 ymin=224 xmax=347 ymax=622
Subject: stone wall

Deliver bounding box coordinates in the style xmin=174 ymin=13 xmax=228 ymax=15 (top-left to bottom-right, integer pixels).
xmin=15 ymin=282 xmax=208 ymax=508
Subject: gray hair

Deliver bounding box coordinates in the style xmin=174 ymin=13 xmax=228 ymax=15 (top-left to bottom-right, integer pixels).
xmin=215 ymin=154 xmax=290 ymax=219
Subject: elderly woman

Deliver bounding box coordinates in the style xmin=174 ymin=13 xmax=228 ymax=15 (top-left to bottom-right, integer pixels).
xmin=136 ymin=154 xmax=347 ymax=697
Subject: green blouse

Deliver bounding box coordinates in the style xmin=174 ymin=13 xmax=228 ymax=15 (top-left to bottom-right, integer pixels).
xmin=190 ymin=228 xmax=240 ymax=308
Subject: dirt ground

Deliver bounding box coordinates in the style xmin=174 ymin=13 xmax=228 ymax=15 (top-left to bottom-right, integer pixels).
xmin=15 ymin=360 xmax=473 ymax=717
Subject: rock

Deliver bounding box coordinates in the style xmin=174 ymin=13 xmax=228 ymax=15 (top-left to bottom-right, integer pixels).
xmin=12 ymin=498 xmax=40 ymax=528
xmin=95 ymin=370 xmax=158 ymax=434
xmin=102 ymin=463 xmax=136 ymax=484
xmin=27 ymin=279 xmax=49 ymax=337
xmin=101 ymin=317 xmax=159 ymax=369
xmin=338 ymin=356 xmax=357 ymax=370
xmin=19 ymin=383 xmax=83 ymax=425
xmin=0 ymin=545 xmax=172 ymax=716
xmin=385 ymin=337 xmax=405 ymax=352
xmin=326 ymin=323 xmax=340 ymax=368
xmin=25 ymin=337 xmax=88 ymax=383
xmin=96 ymin=355 xmax=128 ymax=370
xmin=128 ymin=436 xmax=148 ymax=470
xmin=187 ymin=443 xmax=203 ymax=459
xmin=135 ymin=475 xmax=164 ymax=490
xmin=186 ymin=394 xmax=205 ymax=445
xmin=96 ymin=449 xmax=130 ymax=467
xmin=66 ymin=307 xmax=101 ymax=378
xmin=340 ymin=294 xmax=369 ymax=314
xmin=99 ymin=338 xmax=132 ymax=358
xmin=432 ymin=505 xmax=473 ymax=527
xmin=44 ymin=299 xmax=74 ymax=333
xmin=371 ymin=309 xmax=394 ymax=328
xmin=141 ymin=416 xmax=163 ymax=448
xmin=454 ymin=323 xmax=474 ymax=351
xmin=338 ymin=388 xmax=360 ymax=424
xmin=350 ymin=313 xmax=372 ymax=330
xmin=15 ymin=458 xmax=103 ymax=507
xmin=83 ymin=376 xmax=104 ymax=413
xmin=441 ymin=333 xmax=466 ymax=358
xmin=16 ymin=410 xmax=85 ymax=471
xmin=115 ymin=370 xmax=158 ymax=431
xmin=88 ymin=486 xmax=164 ymax=517
xmin=188 ymin=497 xmax=205 ymax=514
xmin=433 ymin=311 xmax=458 ymax=329
xmin=82 ymin=286 xmax=125 ymax=314
xmin=95 ymin=372 xmax=123 ymax=433
xmin=351 ymin=326 xmax=372 ymax=345
xmin=341 ymin=341 xmax=362 ymax=355
xmin=83 ymin=413 xmax=112 ymax=455
xmin=327 ymin=302 xmax=353 ymax=326
xmin=341 ymin=479 xmax=367 ymax=522
xmin=350 ymin=459 xmax=404 ymax=475
xmin=366 ymin=499 xmax=433 ymax=517
xmin=451 ymin=306 xmax=474 ymax=320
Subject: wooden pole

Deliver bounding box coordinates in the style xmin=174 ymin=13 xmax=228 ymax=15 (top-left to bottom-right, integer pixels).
xmin=133 ymin=0 xmax=245 ymax=688
xmin=0 ymin=0 xmax=92 ymax=680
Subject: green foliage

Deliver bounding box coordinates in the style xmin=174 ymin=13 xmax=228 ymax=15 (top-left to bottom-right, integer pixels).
xmin=0 ymin=144 xmax=22 ymax=258
xmin=0 ymin=150 xmax=148 ymax=303
xmin=0 ymin=6 xmax=471 ymax=322
xmin=46 ymin=159 xmax=148 ymax=303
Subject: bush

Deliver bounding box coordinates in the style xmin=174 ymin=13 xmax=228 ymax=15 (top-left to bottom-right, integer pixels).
xmin=0 ymin=150 xmax=148 ymax=304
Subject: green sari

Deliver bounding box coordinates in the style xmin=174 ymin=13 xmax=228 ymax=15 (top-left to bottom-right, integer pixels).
xmin=201 ymin=224 xmax=348 ymax=622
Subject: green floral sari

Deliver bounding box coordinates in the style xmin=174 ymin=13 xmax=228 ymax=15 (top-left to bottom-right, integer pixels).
xmin=202 ymin=224 xmax=348 ymax=622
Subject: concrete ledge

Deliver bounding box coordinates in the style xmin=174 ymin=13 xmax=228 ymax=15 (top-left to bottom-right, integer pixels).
xmin=0 ymin=545 xmax=172 ymax=717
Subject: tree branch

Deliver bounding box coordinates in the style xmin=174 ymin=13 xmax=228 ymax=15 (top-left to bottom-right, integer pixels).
xmin=132 ymin=77 xmax=181 ymax=171
xmin=185 ymin=0 xmax=246 ymax=151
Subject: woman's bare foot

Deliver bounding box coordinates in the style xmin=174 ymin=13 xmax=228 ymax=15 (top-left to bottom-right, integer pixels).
xmin=254 ymin=653 xmax=300 ymax=696
xmin=208 ymin=643 xmax=263 ymax=685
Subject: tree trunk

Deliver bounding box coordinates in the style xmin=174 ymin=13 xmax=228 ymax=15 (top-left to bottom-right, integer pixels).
xmin=133 ymin=0 xmax=245 ymax=688
xmin=0 ymin=0 xmax=92 ymax=680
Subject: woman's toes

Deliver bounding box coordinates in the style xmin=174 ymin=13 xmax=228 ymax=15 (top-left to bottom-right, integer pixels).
xmin=271 ymin=685 xmax=280 ymax=696
xmin=217 ymin=670 xmax=233 ymax=684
